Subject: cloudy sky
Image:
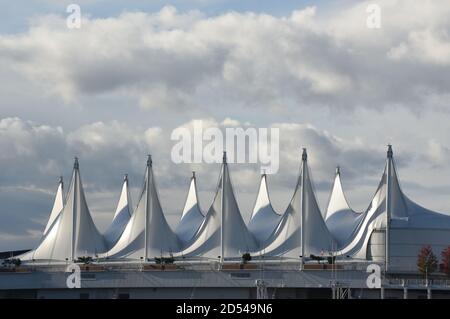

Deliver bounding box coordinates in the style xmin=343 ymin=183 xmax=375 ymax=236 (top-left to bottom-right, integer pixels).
xmin=1 ymin=0 xmax=450 ymax=251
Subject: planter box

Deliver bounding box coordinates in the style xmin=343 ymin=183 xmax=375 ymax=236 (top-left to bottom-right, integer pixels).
xmin=142 ymin=264 xmax=177 ymax=271
xmin=0 ymin=267 xmax=32 ymax=273
xmin=79 ymin=265 xmax=105 ymax=272
xmin=222 ymin=263 xmax=258 ymax=270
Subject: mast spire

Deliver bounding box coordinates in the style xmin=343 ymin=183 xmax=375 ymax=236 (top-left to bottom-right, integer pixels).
xmin=300 ymin=148 xmax=307 ymax=269
xmin=220 ymin=152 xmax=227 ymax=264
xmin=147 ymin=154 xmax=152 ymax=167
xmin=144 ymin=156 xmax=152 ymax=262
xmin=387 ymin=144 xmax=393 ymax=158
xmin=385 ymin=144 xmax=393 ymax=272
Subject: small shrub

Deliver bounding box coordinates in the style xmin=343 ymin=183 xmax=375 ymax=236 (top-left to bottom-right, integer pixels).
xmin=242 ymin=253 xmax=252 ymax=264
xmin=76 ymin=256 xmax=93 ymax=264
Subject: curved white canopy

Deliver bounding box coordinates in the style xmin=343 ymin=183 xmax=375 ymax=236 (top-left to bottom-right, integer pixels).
xmin=248 ymin=174 xmax=282 ymax=244
xmin=256 ymin=149 xmax=335 ymax=259
xmin=325 ymin=167 xmax=363 ymax=248
xmin=175 ymin=153 xmax=258 ymax=260
xmin=17 ymin=145 xmax=450 ymax=266
xmin=43 ymin=177 xmax=64 ymax=236
xmin=337 ymin=145 xmax=450 ymax=259
xmin=21 ymin=158 xmax=106 ymax=261
xmin=103 ymin=175 xmax=132 ymax=249
xmin=175 ymin=172 xmax=204 ymax=246
xmin=102 ymin=156 xmax=180 ymax=260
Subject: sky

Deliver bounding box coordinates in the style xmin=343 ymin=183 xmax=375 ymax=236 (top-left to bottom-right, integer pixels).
xmin=1 ymin=0 xmax=450 ymax=251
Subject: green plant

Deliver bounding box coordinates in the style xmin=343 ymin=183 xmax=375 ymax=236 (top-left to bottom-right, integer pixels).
xmin=242 ymin=253 xmax=252 ymax=264
xmin=310 ymin=254 xmax=324 ymax=263
xmin=76 ymin=256 xmax=93 ymax=264
xmin=155 ymin=257 xmax=175 ymax=264
xmin=3 ymin=258 xmax=21 ymax=267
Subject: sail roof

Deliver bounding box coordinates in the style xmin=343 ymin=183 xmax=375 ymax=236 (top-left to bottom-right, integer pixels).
xmin=43 ymin=177 xmax=64 ymax=236
xmin=324 ymin=167 xmax=364 ymax=248
xmin=103 ymin=156 xmax=180 ymax=260
xmin=337 ymin=145 xmax=450 ymax=259
xmin=21 ymin=158 xmax=106 ymax=261
xmin=175 ymin=153 xmax=258 ymax=260
xmin=175 ymin=172 xmax=204 ymax=246
xmin=248 ymin=174 xmax=282 ymax=244
xmin=103 ymin=175 xmax=132 ymax=249
xmin=258 ymin=149 xmax=335 ymax=259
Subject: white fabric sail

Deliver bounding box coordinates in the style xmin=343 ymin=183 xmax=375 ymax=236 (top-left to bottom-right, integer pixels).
xmin=336 ymin=145 xmax=450 ymax=259
xmin=324 ymin=167 xmax=363 ymax=248
xmin=175 ymin=153 xmax=258 ymax=260
xmin=175 ymin=172 xmax=204 ymax=246
xmin=19 ymin=178 xmax=64 ymax=261
xmin=248 ymin=174 xmax=282 ymax=244
xmin=43 ymin=177 xmax=64 ymax=236
xmin=257 ymin=149 xmax=335 ymax=259
xmin=103 ymin=156 xmax=180 ymax=260
xmin=21 ymin=158 xmax=106 ymax=261
xmin=103 ymin=175 xmax=132 ymax=249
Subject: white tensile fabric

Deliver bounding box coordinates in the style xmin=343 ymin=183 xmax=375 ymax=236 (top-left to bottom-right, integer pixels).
xmin=175 ymin=173 xmax=204 ymax=246
xmin=335 ymin=171 xmax=387 ymax=259
xmin=324 ymin=168 xmax=364 ymax=248
xmin=336 ymin=146 xmax=450 ymax=259
xmin=175 ymin=154 xmax=258 ymax=260
xmin=21 ymin=158 xmax=106 ymax=261
xmin=17 ymin=145 xmax=450 ymax=265
xmin=248 ymin=174 xmax=282 ymax=245
xmin=103 ymin=157 xmax=180 ymax=260
xmin=19 ymin=179 xmax=64 ymax=261
xmin=43 ymin=177 xmax=64 ymax=236
xmin=103 ymin=175 xmax=132 ymax=249
xmin=256 ymin=150 xmax=335 ymax=259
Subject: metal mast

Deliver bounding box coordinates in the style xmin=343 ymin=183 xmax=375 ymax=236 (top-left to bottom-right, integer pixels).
xmin=71 ymin=157 xmax=79 ymax=262
xmin=300 ymin=148 xmax=307 ymax=270
xmin=220 ymin=152 xmax=226 ymax=264
xmin=385 ymin=145 xmax=393 ymax=272
xmin=144 ymin=155 xmax=152 ymax=262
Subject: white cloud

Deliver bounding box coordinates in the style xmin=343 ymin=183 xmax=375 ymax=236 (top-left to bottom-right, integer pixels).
xmin=1 ymin=2 xmax=450 ymax=112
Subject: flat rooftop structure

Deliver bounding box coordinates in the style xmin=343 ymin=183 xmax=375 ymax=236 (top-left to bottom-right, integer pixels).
xmin=1 ymin=261 xmax=450 ymax=299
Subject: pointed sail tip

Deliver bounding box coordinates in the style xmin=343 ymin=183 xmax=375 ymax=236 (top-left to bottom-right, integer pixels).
xmin=223 ymin=151 xmax=227 ymax=163
xmin=147 ymin=154 xmax=152 ymax=167
xmin=124 ymin=174 xmax=128 ymax=181
xmin=336 ymin=166 xmax=340 ymax=175
xmin=387 ymin=144 xmax=393 ymax=159
xmin=192 ymin=171 xmax=196 ymax=178
xmin=302 ymin=148 xmax=307 ymax=161
xmin=59 ymin=175 xmax=63 ymax=184
xmin=74 ymin=157 xmax=79 ymax=169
